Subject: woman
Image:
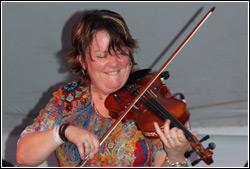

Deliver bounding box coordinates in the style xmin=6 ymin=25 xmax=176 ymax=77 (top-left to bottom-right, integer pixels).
xmin=16 ymin=9 xmax=196 ymax=167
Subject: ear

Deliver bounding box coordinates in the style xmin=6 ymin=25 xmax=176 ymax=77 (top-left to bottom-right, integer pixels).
xmin=78 ymin=55 xmax=86 ymax=69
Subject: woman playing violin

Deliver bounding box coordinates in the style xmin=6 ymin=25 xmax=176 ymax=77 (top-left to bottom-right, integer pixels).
xmin=16 ymin=9 xmax=197 ymax=167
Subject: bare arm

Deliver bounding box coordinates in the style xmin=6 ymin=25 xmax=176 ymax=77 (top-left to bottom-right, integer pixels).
xmin=16 ymin=128 xmax=58 ymax=166
xmin=16 ymin=125 xmax=100 ymax=166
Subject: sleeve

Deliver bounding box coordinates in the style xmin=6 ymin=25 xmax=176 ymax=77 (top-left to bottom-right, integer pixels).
xmin=19 ymin=86 xmax=64 ymax=140
xmin=151 ymin=138 xmax=164 ymax=162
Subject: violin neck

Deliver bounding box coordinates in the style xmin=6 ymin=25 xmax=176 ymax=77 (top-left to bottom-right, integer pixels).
xmin=144 ymin=97 xmax=196 ymax=143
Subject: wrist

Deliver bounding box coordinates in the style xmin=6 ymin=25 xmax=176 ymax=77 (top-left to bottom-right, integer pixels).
xmin=166 ymin=156 xmax=187 ymax=167
xmin=59 ymin=123 xmax=70 ymax=142
xmin=53 ymin=125 xmax=64 ymax=145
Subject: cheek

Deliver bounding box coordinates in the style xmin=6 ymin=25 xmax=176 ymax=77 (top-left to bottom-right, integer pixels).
xmin=119 ymin=56 xmax=130 ymax=67
xmin=86 ymin=58 xmax=106 ymax=72
xmin=93 ymin=62 xmax=106 ymax=71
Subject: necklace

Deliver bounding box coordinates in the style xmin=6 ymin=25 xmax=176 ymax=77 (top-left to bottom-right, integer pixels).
xmin=89 ymin=86 xmax=111 ymax=119
xmin=91 ymin=87 xmax=105 ymax=100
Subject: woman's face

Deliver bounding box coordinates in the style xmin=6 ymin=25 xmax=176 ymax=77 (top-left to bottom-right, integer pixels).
xmin=80 ymin=30 xmax=131 ymax=95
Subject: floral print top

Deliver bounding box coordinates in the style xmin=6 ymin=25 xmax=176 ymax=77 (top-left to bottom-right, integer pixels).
xmin=19 ymin=82 xmax=164 ymax=167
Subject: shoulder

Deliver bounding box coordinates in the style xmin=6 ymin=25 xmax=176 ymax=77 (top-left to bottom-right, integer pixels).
xmin=53 ymin=81 xmax=90 ymax=104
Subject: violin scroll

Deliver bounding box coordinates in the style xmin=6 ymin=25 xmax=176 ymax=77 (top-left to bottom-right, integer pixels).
xmin=187 ymin=135 xmax=216 ymax=166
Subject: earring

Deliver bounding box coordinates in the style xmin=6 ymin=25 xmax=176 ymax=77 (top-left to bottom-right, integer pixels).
xmin=129 ymin=61 xmax=133 ymax=68
xmin=82 ymin=69 xmax=86 ymax=75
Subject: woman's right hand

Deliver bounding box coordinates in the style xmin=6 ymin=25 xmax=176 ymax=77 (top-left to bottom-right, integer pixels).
xmin=64 ymin=125 xmax=100 ymax=160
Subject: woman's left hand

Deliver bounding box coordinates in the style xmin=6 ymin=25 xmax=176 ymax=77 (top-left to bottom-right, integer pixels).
xmin=154 ymin=119 xmax=197 ymax=159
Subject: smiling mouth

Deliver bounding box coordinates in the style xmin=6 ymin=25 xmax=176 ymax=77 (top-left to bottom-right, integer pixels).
xmin=105 ymin=71 xmax=119 ymax=75
xmin=106 ymin=71 xmax=119 ymax=75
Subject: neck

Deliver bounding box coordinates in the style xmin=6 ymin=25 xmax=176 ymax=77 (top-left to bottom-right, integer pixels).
xmin=90 ymin=85 xmax=109 ymax=100
xmin=90 ymin=85 xmax=111 ymax=118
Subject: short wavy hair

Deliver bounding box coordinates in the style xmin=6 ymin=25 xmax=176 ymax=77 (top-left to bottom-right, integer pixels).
xmin=66 ymin=9 xmax=139 ymax=86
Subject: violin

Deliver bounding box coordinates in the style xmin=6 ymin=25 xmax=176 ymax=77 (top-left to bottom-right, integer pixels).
xmin=78 ymin=6 xmax=216 ymax=167
xmin=105 ymin=69 xmax=215 ymax=166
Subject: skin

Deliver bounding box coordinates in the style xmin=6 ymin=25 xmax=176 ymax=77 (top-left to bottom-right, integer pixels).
xmin=16 ymin=30 xmax=197 ymax=167
xmin=80 ymin=30 xmax=131 ymax=96
xmin=154 ymin=120 xmax=198 ymax=167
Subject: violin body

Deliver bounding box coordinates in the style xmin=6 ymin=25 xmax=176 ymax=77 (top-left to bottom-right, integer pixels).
xmin=105 ymin=69 xmax=190 ymax=139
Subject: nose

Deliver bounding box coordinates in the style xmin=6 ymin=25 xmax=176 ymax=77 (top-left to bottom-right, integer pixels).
xmin=107 ymin=54 xmax=119 ymax=67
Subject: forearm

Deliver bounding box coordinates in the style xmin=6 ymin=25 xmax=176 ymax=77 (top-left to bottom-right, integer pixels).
xmin=16 ymin=128 xmax=59 ymax=166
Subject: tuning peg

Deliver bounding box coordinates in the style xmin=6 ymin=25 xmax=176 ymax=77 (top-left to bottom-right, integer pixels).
xmin=199 ymin=135 xmax=210 ymax=142
xmin=207 ymin=142 xmax=216 ymax=150
xmin=184 ymin=149 xmax=195 ymax=158
xmin=191 ymin=158 xmax=202 ymax=166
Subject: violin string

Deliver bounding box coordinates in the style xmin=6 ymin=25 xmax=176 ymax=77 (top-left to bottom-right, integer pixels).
xmin=144 ymin=94 xmax=195 ymax=142
xmin=132 ymin=86 xmax=195 ymax=142
xmin=133 ymin=87 xmax=181 ymax=126
xmin=131 ymin=89 xmax=211 ymax=163
xmin=134 ymin=90 xmax=204 ymax=158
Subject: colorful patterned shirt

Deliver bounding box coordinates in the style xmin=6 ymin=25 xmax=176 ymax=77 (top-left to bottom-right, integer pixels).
xmin=19 ymin=82 xmax=164 ymax=167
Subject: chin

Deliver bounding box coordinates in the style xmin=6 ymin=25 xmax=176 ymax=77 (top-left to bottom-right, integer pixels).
xmin=107 ymin=84 xmax=124 ymax=93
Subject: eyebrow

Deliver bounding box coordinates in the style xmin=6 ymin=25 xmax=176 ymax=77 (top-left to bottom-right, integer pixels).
xmin=92 ymin=50 xmax=107 ymax=53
